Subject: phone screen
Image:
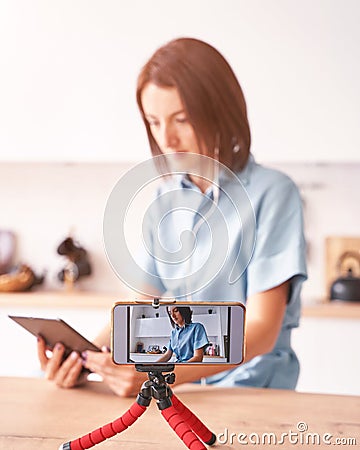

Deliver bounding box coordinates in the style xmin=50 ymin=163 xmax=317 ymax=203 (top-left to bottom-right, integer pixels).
xmin=112 ymin=302 xmax=245 ymax=365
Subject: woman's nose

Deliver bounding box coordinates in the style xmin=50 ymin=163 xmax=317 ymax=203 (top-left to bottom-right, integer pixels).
xmin=159 ymin=123 xmax=179 ymax=150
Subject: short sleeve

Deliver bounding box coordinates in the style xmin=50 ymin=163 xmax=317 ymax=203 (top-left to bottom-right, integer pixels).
xmin=193 ymin=323 xmax=210 ymax=350
xmin=246 ymin=174 xmax=307 ymax=300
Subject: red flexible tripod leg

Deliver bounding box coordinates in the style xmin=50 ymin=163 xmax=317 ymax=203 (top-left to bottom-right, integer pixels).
xmin=171 ymin=394 xmax=216 ymax=445
xmin=161 ymin=405 xmax=208 ymax=450
xmin=59 ymin=366 xmax=217 ymax=450
xmin=59 ymin=402 xmax=147 ymax=450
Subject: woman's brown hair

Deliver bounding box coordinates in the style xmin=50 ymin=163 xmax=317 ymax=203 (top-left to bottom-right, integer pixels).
xmin=136 ymin=37 xmax=251 ymax=172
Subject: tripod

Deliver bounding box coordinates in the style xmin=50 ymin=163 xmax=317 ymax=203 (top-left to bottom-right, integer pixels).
xmin=59 ymin=364 xmax=216 ymax=450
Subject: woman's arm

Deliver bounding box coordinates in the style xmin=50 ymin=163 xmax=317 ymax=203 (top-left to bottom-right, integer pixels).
xmin=156 ymin=349 xmax=173 ymax=362
xmin=242 ymin=280 xmax=288 ymax=361
xmin=186 ymin=348 xmax=204 ymax=363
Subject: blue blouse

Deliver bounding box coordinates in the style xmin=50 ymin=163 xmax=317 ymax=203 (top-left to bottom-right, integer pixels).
xmin=168 ymin=322 xmax=209 ymax=362
xmin=138 ymin=154 xmax=307 ymax=389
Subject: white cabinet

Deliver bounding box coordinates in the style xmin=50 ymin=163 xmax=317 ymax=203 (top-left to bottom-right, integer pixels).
xmin=292 ymin=316 xmax=360 ymax=396
xmin=134 ymin=316 xmax=172 ymax=338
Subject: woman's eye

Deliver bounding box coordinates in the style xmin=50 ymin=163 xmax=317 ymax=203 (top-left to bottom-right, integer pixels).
xmin=175 ymin=117 xmax=187 ymax=124
xmin=145 ymin=116 xmax=159 ymax=127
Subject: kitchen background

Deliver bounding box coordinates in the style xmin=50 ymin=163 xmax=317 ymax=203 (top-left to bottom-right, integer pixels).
xmin=1 ymin=0 xmax=359 ymax=395
xmin=0 ymin=160 xmax=359 ymax=303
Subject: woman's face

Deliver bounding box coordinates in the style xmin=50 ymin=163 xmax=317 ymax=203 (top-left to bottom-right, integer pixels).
xmin=169 ymin=306 xmax=185 ymax=327
xmin=141 ymin=83 xmax=203 ymax=156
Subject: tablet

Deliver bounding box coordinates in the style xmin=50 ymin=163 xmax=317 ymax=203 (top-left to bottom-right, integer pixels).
xmin=8 ymin=315 xmax=101 ymax=359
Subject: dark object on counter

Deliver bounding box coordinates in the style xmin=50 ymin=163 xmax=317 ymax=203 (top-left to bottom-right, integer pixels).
xmin=0 ymin=264 xmax=44 ymax=292
xmin=57 ymin=237 xmax=92 ymax=283
xmin=135 ymin=341 xmax=144 ymax=353
xmin=330 ymin=251 xmax=360 ymax=302
xmin=330 ymin=268 xmax=360 ymax=302
xmin=147 ymin=345 xmax=162 ymax=354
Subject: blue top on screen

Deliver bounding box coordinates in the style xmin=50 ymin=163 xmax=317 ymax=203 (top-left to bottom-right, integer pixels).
xmin=168 ymin=322 xmax=209 ymax=362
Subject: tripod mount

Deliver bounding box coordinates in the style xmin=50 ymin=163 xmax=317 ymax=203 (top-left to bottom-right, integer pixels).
xmin=59 ymin=364 xmax=216 ymax=450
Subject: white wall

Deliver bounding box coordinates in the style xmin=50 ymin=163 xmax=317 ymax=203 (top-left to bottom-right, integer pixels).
xmin=0 ymin=0 xmax=360 ymax=163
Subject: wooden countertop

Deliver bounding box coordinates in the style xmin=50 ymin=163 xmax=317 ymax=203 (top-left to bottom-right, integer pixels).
xmin=1 ymin=377 xmax=359 ymax=449
xmin=1 ymin=291 xmax=360 ymax=318
xmin=301 ymin=300 xmax=360 ymax=318
xmin=0 ymin=290 xmax=118 ymax=308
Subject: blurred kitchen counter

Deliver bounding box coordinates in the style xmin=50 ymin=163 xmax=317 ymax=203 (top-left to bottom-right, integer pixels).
xmin=301 ymin=300 xmax=360 ymax=319
xmin=1 ymin=291 xmax=360 ymax=318
xmin=0 ymin=290 xmax=119 ymax=309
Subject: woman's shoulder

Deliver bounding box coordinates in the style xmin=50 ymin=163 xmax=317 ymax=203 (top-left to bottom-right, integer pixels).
xmin=248 ymin=157 xmax=297 ymax=189
xmin=191 ymin=322 xmax=207 ymax=331
xmin=238 ymin=155 xmax=301 ymax=202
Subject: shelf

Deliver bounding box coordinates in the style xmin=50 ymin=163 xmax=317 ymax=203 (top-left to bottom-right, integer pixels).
xmin=302 ymin=301 xmax=360 ymax=319
xmin=2 ymin=292 xmax=358 ymax=319
xmin=0 ymin=291 xmax=119 ymax=309
xmin=129 ymin=353 xmax=227 ymax=363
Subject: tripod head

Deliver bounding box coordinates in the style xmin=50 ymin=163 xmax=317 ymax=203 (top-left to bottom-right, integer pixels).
xmin=135 ymin=363 xmax=175 ymax=374
xmin=135 ymin=364 xmax=176 ymax=410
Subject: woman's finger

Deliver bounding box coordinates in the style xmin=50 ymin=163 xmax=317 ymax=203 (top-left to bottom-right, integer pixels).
xmin=36 ymin=335 xmax=49 ymax=371
xmin=45 ymin=343 xmax=65 ymax=380
xmin=82 ymin=349 xmax=110 ymax=373
xmin=61 ymin=354 xmax=84 ymax=388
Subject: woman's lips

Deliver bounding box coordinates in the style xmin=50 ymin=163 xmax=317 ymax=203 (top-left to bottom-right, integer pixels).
xmin=167 ymin=150 xmax=188 ymax=155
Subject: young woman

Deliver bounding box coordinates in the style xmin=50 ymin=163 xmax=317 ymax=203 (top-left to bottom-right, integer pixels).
xmin=37 ymin=37 xmax=307 ymax=395
xmin=157 ymin=307 xmax=209 ymax=363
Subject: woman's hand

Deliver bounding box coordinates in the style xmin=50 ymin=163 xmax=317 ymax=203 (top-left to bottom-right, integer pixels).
xmin=156 ymin=349 xmax=173 ymax=363
xmin=37 ymin=336 xmax=86 ymax=389
xmin=82 ymin=347 xmax=147 ymax=397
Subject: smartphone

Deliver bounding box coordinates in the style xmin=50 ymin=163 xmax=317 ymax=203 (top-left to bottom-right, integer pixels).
xmin=8 ymin=316 xmax=101 ymax=359
xmin=112 ymin=300 xmax=245 ymax=365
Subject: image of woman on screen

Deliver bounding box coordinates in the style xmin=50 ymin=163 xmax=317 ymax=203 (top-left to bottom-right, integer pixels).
xmin=157 ymin=307 xmax=209 ymax=363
